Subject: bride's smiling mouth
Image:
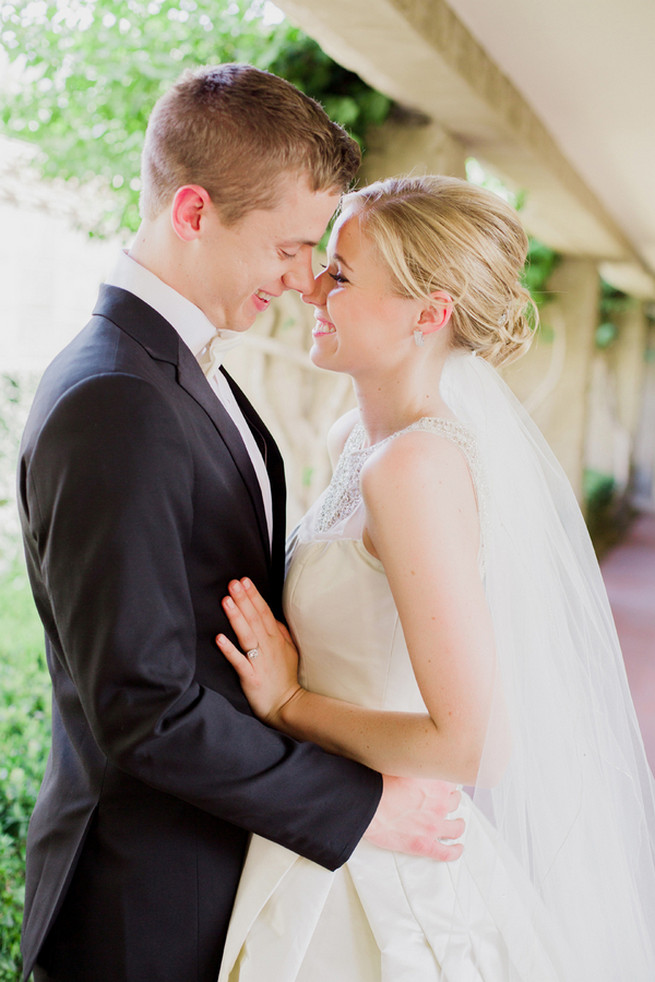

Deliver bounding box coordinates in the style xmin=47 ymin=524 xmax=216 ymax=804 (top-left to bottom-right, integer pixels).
xmin=312 ymin=317 xmax=336 ymax=337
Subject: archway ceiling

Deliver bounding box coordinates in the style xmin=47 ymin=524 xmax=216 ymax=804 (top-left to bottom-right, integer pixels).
xmin=275 ymin=0 xmax=655 ymax=298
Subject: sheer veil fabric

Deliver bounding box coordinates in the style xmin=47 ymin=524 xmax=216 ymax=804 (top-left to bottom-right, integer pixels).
xmin=439 ymin=352 xmax=655 ymax=979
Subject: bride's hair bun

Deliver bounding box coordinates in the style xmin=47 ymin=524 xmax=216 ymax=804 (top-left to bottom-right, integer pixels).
xmin=342 ymin=175 xmax=538 ymax=367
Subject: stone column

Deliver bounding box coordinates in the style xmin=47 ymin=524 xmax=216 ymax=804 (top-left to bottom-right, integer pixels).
xmin=614 ymin=304 xmax=649 ymax=442
xmin=584 ymin=302 xmax=648 ymax=496
xmin=504 ymin=258 xmax=600 ymax=500
xmin=361 ymin=118 xmax=467 ymax=182
xmin=632 ymin=319 xmax=655 ymax=508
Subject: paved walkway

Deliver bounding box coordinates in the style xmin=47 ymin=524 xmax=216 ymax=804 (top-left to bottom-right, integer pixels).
xmin=601 ymin=511 xmax=655 ymax=772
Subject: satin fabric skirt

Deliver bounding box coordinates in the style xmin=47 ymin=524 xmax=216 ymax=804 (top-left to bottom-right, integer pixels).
xmin=218 ymin=794 xmax=565 ymax=981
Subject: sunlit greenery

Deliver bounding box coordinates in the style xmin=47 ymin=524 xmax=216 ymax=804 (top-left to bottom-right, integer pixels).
xmin=0 ymin=562 xmax=48 ymax=982
xmin=0 ymin=0 xmax=392 ymax=235
xmin=0 ymin=370 xmax=48 ymax=981
xmin=466 ymin=157 xmax=561 ymax=308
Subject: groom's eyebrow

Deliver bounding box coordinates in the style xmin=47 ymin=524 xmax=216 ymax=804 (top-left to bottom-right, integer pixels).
xmin=281 ymin=237 xmax=323 ymax=249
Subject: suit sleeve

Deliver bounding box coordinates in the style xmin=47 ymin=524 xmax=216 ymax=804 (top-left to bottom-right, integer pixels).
xmin=24 ymin=372 xmax=382 ymax=869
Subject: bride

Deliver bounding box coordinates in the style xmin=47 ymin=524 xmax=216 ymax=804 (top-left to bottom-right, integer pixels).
xmin=216 ymin=175 xmax=655 ymax=980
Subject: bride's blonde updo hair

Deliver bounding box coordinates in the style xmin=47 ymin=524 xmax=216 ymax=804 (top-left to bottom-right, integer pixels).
xmin=341 ymin=175 xmax=537 ymax=366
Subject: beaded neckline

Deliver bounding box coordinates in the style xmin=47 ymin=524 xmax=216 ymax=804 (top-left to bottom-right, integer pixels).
xmin=315 ymin=417 xmax=483 ymax=535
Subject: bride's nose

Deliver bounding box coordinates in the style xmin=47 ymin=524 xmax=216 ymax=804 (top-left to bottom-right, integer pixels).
xmin=301 ymin=267 xmax=329 ymax=306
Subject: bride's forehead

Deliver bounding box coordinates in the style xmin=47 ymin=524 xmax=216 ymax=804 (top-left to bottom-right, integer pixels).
xmin=328 ymin=212 xmax=369 ymax=256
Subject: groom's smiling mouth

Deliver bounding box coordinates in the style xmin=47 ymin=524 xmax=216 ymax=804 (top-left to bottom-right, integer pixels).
xmin=252 ymin=289 xmax=275 ymax=311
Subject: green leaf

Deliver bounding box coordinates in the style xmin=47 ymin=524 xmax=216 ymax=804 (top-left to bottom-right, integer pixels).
xmin=0 ymin=0 xmax=394 ymax=235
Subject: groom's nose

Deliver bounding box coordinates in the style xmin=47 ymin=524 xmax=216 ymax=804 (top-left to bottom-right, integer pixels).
xmin=282 ymin=249 xmax=315 ymax=295
xmin=300 ymin=268 xmax=329 ymax=307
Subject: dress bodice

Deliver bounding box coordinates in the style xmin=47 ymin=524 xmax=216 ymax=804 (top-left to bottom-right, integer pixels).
xmin=283 ymin=417 xmax=483 ymax=715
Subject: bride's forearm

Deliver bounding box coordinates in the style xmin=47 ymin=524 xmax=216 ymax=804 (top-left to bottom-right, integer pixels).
xmin=275 ymin=688 xmax=482 ymax=785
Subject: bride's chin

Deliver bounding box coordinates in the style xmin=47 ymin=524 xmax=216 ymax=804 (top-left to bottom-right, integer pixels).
xmin=309 ymin=346 xmax=330 ymax=369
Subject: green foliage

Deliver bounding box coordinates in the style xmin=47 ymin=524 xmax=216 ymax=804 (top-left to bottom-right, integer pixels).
xmin=0 ymin=563 xmax=50 ymax=982
xmin=583 ymin=468 xmax=634 ymax=556
xmin=595 ymin=279 xmax=636 ymax=350
xmin=0 ymin=0 xmax=392 ymax=235
xmin=599 ymin=279 xmax=634 ymax=321
xmin=523 ymin=237 xmax=561 ymax=308
xmin=583 ymin=468 xmax=615 ymax=509
xmin=0 ymin=373 xmax=38 ymax=577
xmin=465 ymin=158 xmax=562 ymax=311
xmin=266 ymin=32 xmax=391 ymax=136
xmin=0 ymin=371 xmax=48 ymax=979
xmin=595 ymin=321 xmax=619 ymax=349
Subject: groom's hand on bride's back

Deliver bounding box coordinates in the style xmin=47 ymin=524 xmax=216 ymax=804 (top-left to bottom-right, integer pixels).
xmin=364 ymin=775 xmax=465 ymax=861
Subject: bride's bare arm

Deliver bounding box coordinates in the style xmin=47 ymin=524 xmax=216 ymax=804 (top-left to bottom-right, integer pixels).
xmin=359 ymin=430 xmax=497 ymax=784
xmin=217 ymin=431 xmax=497 ymax=787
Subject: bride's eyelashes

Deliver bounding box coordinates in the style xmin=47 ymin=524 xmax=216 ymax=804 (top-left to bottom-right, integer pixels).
xmin=320 ymin=263 xmax=349 ymax=284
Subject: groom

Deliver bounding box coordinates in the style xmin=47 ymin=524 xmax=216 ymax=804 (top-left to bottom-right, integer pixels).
xmin=18 ymin=64 xmax=463 ymax=982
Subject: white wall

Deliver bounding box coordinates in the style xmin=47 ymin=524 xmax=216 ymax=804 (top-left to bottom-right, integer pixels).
xmin=0 ymin=197 xmax=122 ymax=374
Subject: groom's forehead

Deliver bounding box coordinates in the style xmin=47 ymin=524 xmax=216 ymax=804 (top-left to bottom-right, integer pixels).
xmin=242 ymin=179 xmax=340 ymax=243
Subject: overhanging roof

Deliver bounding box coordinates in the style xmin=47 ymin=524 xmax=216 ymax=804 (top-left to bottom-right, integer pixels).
xmin=276 ymin=0 xmax=655 ymax=298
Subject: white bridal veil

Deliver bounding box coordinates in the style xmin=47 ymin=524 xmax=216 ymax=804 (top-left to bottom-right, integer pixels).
xmin=440 ymin=352 xmax=655 ymax=980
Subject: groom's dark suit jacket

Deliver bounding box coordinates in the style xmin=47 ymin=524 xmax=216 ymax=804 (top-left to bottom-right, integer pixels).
xmin=17 ymin=285 xmax=382 ymax=982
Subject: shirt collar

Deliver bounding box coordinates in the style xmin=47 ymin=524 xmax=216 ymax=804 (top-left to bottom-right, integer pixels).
xmin=104 ymin=250 xmax=242 ymax=360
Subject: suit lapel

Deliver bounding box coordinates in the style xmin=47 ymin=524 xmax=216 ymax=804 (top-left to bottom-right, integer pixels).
xmin=176 ymin=344 xmax=272 ymax=561
xmin=221 ymin=368 xmax=288 ymax=600
xmin=93 ymin=285 xmax=272 ymax=562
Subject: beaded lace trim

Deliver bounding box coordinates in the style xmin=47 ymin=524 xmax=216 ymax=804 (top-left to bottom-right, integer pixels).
xmin=315 ymin=418 xmax=485 ymax=542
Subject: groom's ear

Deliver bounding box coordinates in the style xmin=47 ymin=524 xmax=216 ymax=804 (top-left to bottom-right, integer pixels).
xmin=418 ymin=291 xmax=454 ymax=335
xmin=171 ymin=185 xmax=212 ymax=242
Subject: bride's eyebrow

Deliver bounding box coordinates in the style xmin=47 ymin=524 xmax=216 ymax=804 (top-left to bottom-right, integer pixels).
xmin=332 ymin=251 xmax=353 ymax=271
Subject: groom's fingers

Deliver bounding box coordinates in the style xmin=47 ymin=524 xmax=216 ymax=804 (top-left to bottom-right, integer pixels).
xmin=428 ymin=839 xmax=464 ymax=862
xmin=366 ymin=775 xmax=466 ymax=862
xmin=438 ymin=816 xmax=466 ymax=840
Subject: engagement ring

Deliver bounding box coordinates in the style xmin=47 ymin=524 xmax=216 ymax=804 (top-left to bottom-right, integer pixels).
xmin=246 ymin=648 xmax=260 ymax=660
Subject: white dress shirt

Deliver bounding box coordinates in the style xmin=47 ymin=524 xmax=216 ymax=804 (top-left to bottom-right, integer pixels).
xmin=105 ymin=251 xmax=273 ymax=548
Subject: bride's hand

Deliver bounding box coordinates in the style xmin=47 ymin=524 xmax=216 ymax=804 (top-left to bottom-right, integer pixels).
xmin=216 ymin=578 xmax=303 ymax=725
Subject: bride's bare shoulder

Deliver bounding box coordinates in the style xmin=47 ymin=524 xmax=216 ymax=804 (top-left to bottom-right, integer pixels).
xmin=361 ymin=426 xmax=478 ymax=522
xmin=326 ymin=408 xmax=360 ymax=468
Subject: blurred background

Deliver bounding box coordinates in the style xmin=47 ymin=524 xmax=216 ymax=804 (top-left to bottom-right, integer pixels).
xmin=1 ymin=1 xmax=654 ymax=976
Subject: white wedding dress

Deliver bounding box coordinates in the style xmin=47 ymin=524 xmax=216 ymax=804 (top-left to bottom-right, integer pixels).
xmin=218 ymin=416 xmax=569 ymax=982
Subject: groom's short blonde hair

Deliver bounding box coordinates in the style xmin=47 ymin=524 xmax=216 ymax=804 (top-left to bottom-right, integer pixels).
xmin=140 ymin=63 xmax=361 ymax=225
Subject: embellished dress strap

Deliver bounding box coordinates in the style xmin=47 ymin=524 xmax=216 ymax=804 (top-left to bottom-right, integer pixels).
xmin=316 ymin=417 xmax=485 ymax=548
xmin=315 ymin=423 xmax=380 ymax=533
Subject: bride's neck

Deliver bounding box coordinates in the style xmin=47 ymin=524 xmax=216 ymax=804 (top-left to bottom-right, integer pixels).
xmin=353 ymin=357 xmax=452 ymax=446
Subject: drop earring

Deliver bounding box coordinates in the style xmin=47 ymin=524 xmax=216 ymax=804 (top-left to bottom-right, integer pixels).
xmin=413 ymin=329 xmax=424 ymax=347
